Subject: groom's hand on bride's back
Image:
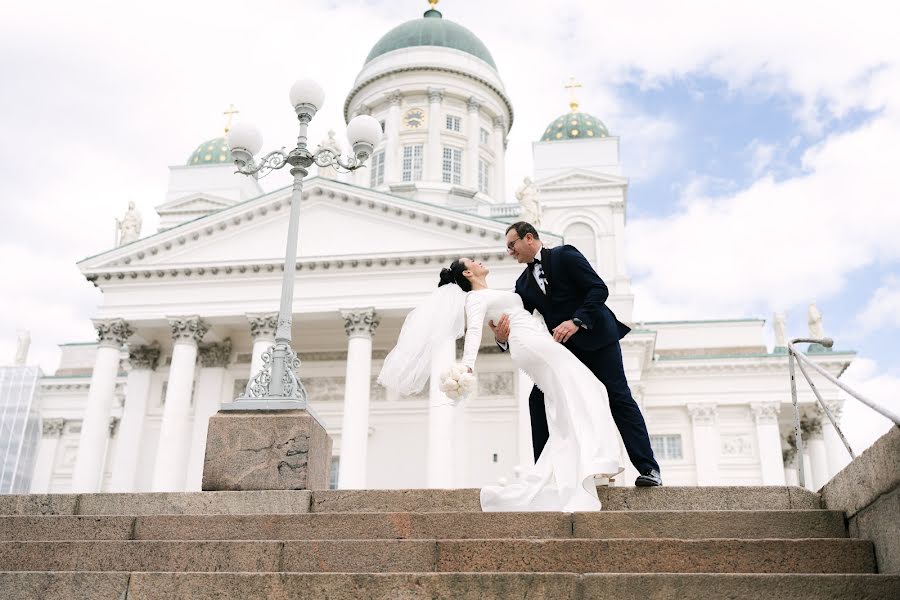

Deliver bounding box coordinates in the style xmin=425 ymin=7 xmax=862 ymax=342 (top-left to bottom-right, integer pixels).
xmin=489 ymin=313 xmax=510 ymax=344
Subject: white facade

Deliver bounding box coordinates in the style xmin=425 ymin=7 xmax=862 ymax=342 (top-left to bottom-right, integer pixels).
xmin=28 ymin=9 xmax=856 ymax=494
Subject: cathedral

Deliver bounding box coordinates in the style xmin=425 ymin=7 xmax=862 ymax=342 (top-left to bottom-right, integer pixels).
xmin=26 ymin=4 xmax=856 ymax=495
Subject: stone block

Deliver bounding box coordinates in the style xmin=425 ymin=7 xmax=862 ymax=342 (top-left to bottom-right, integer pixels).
xmin=310 ymin=488 xmax=481 ymax=512
xmin=0 ymin=572 xmax=129 ymax=600
xmin=0 ymin=516 xmax=135 ymax=540
xmin=280 ymin=540 xmax=436 ymax=572
xmin=125 ymin=573 xmax=581 ymax=600
xmin=202 ymin=410 xmax=332 ymax=491
xmin=76 ymin=490 xmax=311 ymax=515
xmin=821 ymin=425 xmax=900 ymax=518
xmin=582 ymin=574 xmax=900 ymax=599
xmin=435 ymin=539 xmax=875 ymax=574
xmin=852 ymin=485 xmax=900 ymax=574
xmin=596 ymin=486 xmax=808 ymax=511
xmin=573 ymin=510 xmax=847 ymax=540
xmin=0 ymin=494 xmax=78 ymax=516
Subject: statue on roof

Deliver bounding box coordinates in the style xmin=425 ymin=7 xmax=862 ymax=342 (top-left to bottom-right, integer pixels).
xmin=807 ymin=302 xmax=825 ymax=340
xmin=316 ymin=130 xmax=342 ymax=180
xmin=773 ymin=312 xmax=787 ymax=348
xmin=515 ymin=177 xmax=542 ymax=227
xmin=116 ymin=201 xmax=142 ymax=246
xmin=14 ymin=330 xmax=30 ymax=366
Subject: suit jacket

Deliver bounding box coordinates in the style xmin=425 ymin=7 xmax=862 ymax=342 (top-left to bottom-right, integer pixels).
xmin=515 ymin=244 xmax=630 ymax=351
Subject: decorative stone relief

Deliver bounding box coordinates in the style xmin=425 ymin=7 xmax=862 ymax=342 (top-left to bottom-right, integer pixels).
xmin=129 ymin=343 xmax=161 ymax=371
xmin=687 ymin=403 xmax=717 ymax=426
xmin=370 ymin=377 xmax=386 ymax=402
xmin=199 ymin=339 xmax=233 ymax=368
xmin=304 ymin=376 xmax=347 ymax=403
xmin=721 ymin=434 xmax=754 ymax=457
xmin=492 ymin=116 xmax=506 ymax=131
xmin=168 ymin=316 xmax=209 ymax=345
xmin=247 ymin=313 xmax=278 ymax=340
xmin=108 ymin=416 xmax=121 ymax=438
xmin=750 ymin=401 xmax=781 ymax=425
xmin=800 ymin=412 xmax=824 ymax=439
xmin=93 ymin=319 xmax=133 ymax=348
xmin=341 ymin=308 xmax=381 ymax=339
xmin=477 ymin=372 xmax=514 ymax=397
xmin=41 ymin=418 xmax=65 ymax=438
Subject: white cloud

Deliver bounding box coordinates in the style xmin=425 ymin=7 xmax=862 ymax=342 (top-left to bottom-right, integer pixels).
xmin=857 ymin=276 xmax=900 ymax=333
xmin=838 ymin=357 xmax=899 ymax=454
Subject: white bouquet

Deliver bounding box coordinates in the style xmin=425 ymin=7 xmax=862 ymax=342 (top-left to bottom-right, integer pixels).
xmin=438 ymin=363 xmax=477 ymax=404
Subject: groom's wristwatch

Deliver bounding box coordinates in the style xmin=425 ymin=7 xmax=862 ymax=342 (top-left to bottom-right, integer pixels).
xmin=572 ymin=318 xmax=587 ymax=330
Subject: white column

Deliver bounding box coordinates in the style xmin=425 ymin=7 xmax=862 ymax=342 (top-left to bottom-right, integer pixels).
xmin=515 ymin=370 xmax=534 ymax=470
xmin=465 ymin=97 xmax=481 ymax=190
xmin=425 ymin=87 xmax=444 ymax=182
xmin=384 ymin=90 xmax=402 ymax=183
xmin=750 ymin=401 xmax=787 ymax=485
xmin=804 ymin=414 xmax=830 ymax=490
xmin=337 ymin=308 xmax=380 ymax=489
xmin=185 ymin=339 xmax=231 ymax=490
xmin=492 ymin=116 xmax=507 ymax=202
xmin=822 ymin=399 xmax=851 ymax=477
xmin=30 ymin=419 xmax=65 ymax=493
xmin=71 ymin=319 xmax=132 ymax=493
xmin=246 ymin=313 xmax=278 ymax=386
xmin=688 ymin=403 xmax=719 ymax=485
xmin=109 ymin=344 xmax=159 ymax=492
xmin=151 ymin=316 xmax=208 ymax=492
xmin=427 ymin=337 xmax=458 ymax=487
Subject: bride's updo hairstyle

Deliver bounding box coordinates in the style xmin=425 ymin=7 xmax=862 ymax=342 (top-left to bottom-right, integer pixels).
xmin=438 ymin=259 xmax=472 ymax=292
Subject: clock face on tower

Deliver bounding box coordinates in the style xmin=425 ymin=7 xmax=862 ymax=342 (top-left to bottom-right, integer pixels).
xmin=403 ymin=108 xmax=426 ymax=129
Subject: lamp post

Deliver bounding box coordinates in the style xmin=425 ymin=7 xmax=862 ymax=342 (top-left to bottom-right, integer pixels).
xmin=223 ymin=79 xmax=382 ymax=411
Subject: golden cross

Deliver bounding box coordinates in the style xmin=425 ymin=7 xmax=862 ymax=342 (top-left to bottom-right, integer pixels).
xmin=428 ymin=0 xmax=439 ymax=8
xmin=564 ymin=76 xmax=582 ymax=112
xmin=223 ymin=103 xmax=239 ymax=134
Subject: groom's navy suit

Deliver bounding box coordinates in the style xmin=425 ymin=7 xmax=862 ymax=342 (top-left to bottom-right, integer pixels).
xmin=514 ymin=244 xmax=659 ymax=475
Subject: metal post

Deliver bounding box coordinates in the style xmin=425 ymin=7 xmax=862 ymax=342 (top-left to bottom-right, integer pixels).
xmin=788 ymin=348 xmax=806 ymax=489
xmin=793 ymin=356 xmax=856 ymax=459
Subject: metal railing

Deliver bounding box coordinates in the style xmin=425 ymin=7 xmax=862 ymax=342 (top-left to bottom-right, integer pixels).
xmin=788 ymin=337 xmax=900 ymax=488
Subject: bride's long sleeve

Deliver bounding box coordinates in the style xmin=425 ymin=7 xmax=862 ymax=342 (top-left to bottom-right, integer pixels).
xmin=461 ymin=292 xmax=488 ymax=370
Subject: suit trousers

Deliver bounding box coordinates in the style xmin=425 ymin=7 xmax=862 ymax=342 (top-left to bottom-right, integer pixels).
xmin=528 ymin=340 xmax=660 ymax=474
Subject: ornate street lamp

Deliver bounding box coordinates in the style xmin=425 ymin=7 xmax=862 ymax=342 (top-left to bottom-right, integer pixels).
xmin=223 ymin=79 xmax=382 ymax=410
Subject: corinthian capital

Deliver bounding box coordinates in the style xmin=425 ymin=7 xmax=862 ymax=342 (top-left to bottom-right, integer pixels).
xmin=247 ymin=313 xmax=278 ymax=340
xmin=42 ymin=418 xmax=65 ymax=438
xmin=492 ymin=116 xmax=506 ymax=131
xmin=687 ymin=402 xmax=717 ymax=426
xmin=168 ymin=316 xmax=209 ymax=345
xmin=750 ymin=401 xmax=781 ymax=425
xmin=199 ymin=339 xmax=233 ymax=368
xmin=386 ymin=90 xmax=403 ymax=106
xmin=93 ymin=319 xmax=133 ymax=348
xmin=427 ymin=87 xmax=444 ymax=104
xmin=341 ymin=308 xmax=381 ymax=339
xmin=129 ymin=343 xmax=161 ymax=371
xmin=467 ymin=96 xmax=482 ymax=112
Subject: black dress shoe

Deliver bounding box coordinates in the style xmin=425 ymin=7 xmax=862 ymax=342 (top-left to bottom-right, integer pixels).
xmin=635 ymin=469 xmax=662 ymax=487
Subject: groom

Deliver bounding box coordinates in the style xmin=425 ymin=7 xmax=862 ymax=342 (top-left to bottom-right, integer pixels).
xmin=491 ymin=221 xmax=662 ymax=487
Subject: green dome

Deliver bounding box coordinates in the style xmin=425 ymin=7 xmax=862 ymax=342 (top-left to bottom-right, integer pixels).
xmin=186 ymin=137 xmax=232 ymax=166
xmin=540 ymin=111 xmax=610 ymax=142
xmin=365 ymin=9 xmax=497 ymax=69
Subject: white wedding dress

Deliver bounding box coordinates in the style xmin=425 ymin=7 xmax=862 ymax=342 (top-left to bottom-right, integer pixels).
xmin=463 ymin=289 xmax=621 ymax=512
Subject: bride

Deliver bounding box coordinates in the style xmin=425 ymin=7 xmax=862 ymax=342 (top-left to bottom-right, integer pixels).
xmin=378 ymin=257 xmax=622 ymax=512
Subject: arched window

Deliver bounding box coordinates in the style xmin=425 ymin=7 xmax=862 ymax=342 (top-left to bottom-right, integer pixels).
xmin=563 ymin=222 xmax=598 ymax=267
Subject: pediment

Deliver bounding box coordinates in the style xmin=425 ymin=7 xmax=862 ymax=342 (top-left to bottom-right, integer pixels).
xmin=156 ymin=193 xmax=236 ymax=214
xmin=535 ymin=169 xmax=628 ymax=190
xmin=79 ymin=178 xmax=527 ymax=273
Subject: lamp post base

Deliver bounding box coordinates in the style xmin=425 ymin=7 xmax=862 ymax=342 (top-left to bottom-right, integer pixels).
xmin=202 ymin=409 xmax=332 ymax=491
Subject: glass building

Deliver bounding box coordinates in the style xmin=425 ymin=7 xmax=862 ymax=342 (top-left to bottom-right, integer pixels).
xmin=0 ymin=366 xmax=42 ymax=494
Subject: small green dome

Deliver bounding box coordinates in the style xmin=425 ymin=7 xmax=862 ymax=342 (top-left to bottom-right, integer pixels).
xmin=540 ymin=111 xmax=610 ymax=142
xmin=186 ymin=137 xmax=232 ymax=166
xmin=365 ymin=9 xmax=497 ymax=69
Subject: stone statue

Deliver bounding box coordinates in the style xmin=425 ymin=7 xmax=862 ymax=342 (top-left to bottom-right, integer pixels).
xmin=808 ymin=302 xmax=825 ymax=340
xmin=773 ymin=312 xmax=787 ymax=348
xmin=14 ymin=330 xmax=30 ymax=366
xmin=316 ymin=130 xmax=342 ymax=180
xmin=117 ymin=201 xmax=142 ymax=246
xmin=515 ymin=177 xmax=542 ymax=227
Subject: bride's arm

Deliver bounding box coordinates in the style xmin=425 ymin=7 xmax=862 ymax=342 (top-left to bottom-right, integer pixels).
xmin=461 ymin=293 xmax=488 ymax=371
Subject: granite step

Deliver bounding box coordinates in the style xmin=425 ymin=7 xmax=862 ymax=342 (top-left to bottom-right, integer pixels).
xmin=0 ymin=486 xmax=821 ymax=516
xmin=0 ymin=538 xmax=875 ymax=573
xmin=0 ymin=510 xmax=848 ymax=541
xmin=1 ymin=572 xmax=898 ymax=600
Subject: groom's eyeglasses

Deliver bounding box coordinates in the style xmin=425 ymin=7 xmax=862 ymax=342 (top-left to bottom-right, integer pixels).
xmin=506 ymin=237 xmax=521 ymax=251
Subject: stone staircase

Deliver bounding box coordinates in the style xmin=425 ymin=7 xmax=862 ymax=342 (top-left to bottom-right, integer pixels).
xmin=0 ymin=486 xmax=897 ymax=599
